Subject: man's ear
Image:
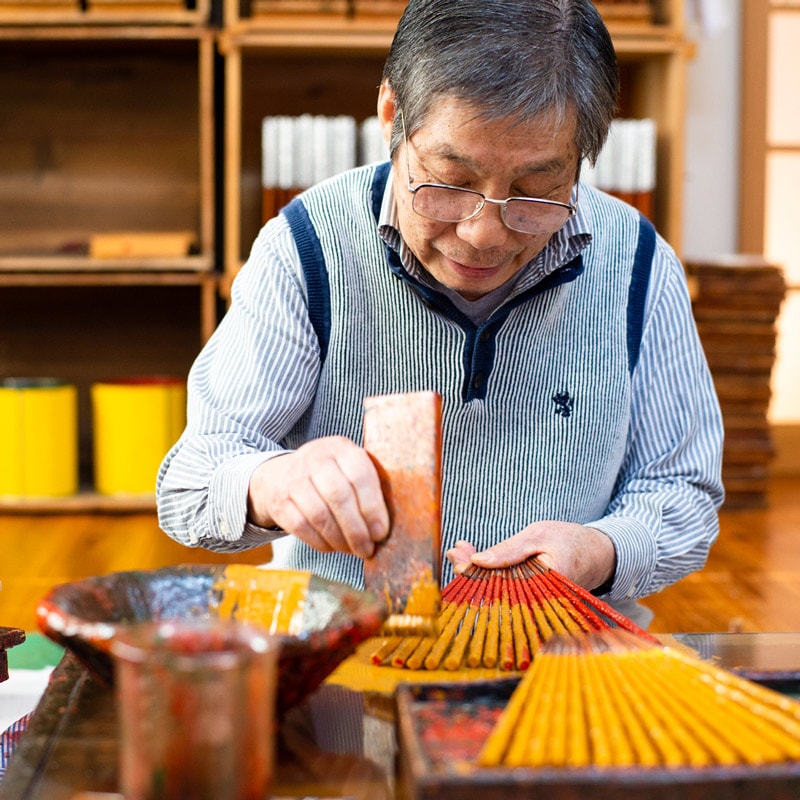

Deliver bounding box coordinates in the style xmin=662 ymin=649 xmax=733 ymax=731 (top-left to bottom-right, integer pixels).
xmin=376 ymin=82 xmax=397 ymax=147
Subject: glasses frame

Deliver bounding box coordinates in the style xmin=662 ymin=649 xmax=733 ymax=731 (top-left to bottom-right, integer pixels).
xmin=400 ymin=110 xmax=578 ymax=236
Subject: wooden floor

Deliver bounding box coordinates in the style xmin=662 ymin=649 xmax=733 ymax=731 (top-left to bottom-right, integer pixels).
xmin=2 ymin=477 xmax=800 ymax=634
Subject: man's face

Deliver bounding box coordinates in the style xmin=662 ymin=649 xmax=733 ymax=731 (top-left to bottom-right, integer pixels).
xmin=382 ymin=93 xmax=581 ymax=300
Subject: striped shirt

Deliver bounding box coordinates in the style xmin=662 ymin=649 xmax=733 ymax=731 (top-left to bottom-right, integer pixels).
xmin=157 ymin=162 xmax=724 ymax=608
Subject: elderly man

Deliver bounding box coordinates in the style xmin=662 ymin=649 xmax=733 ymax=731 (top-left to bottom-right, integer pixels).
xmin=157 ymin=0 xmax=724 ymax=627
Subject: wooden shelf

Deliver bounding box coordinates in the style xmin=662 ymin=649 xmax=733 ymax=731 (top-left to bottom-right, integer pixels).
xmin=0 ymin=0 xmax=210 ymax=26
xmin=0 ymin=255 xmax=214 ymax=272
xmin=0 ymin=491 xmax=156 ymax=514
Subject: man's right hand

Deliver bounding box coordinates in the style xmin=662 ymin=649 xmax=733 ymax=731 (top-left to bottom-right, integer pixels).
xmin=247 ymin=436 xmax=390 ymax=559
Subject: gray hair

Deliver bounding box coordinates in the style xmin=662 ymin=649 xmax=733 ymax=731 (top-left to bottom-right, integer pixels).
xmin=382 ymin=0 xmax=619 ymax=164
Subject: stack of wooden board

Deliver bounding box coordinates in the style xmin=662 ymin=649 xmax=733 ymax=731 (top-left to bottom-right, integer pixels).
xmin=687 ymin=256 xmax=786 ymax=509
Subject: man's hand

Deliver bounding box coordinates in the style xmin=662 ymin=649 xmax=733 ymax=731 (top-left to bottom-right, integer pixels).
xmin=247 ymin=436 xmax=390 ymax=559
xmin=445 ymin=521 xmax=616 ymax=593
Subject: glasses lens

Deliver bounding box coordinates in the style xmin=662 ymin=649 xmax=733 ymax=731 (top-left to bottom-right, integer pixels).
xmin=412 ymin=185 xmax=483 ymax=223
xmin=504 ymin=199 xmax=571 ymax=235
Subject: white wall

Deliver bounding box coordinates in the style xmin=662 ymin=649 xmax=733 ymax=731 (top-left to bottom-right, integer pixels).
xmin=682 ymin=0 xmax=741 ymax=259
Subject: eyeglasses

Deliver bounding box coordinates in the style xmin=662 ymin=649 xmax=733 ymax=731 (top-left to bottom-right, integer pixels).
xmin=401 ymin=112 xmax=578 ymax=236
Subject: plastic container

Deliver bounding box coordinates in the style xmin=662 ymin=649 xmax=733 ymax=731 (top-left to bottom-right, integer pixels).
xmin=0 ymin=377 xmax=78 ymax=498
xmin=91 ymin=376 xmax=186 ymax=496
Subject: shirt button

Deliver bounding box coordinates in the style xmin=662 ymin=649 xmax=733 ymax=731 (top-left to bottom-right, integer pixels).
xmin=472 ymin=372 xmax=484 ymax=390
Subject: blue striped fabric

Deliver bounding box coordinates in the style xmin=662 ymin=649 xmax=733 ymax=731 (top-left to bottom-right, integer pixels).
xmin=0 ymin=712 xmax=32 ymax=780
xmin=157 ymin=163 xmax=724 ymax=607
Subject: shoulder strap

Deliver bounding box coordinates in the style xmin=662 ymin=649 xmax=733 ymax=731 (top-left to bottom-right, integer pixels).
xmin=280 ymin=165 xmax=390 ymax=365
xmin=281 ymin=198 xmax=331 ymax=363
xmin=627 ymin=214 xmax=656 ymax=375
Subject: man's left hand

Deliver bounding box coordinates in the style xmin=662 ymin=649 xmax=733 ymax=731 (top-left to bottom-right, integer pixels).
xmin=445 ymin=521 xmax=616 ymax=594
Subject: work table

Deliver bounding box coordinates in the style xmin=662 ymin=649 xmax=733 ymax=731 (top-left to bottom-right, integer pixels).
xmin=3 ymin=633 xmax=800 ymax=800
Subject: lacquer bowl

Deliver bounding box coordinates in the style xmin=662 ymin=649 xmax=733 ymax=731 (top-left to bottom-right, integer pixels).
xmin=36 ymin=564 xmax=387 ymax=717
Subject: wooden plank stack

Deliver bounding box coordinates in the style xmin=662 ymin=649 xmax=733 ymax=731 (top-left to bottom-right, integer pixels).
xmin=687 ymin=256 xmax=786 ymax=509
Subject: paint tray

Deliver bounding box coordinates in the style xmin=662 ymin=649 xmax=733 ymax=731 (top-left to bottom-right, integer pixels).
xmin=395 ymin=679 xmax=800 ymax=800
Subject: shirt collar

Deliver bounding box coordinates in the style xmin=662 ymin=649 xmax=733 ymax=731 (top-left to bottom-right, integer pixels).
xmin=377 ymin=168 xmax=593 ymax=297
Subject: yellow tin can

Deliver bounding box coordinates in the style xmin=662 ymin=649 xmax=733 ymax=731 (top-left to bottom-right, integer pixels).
xmin=91 ymin=377 xmax=186 ymax=496
xmin=0 ymin=378 xmax=78 ymax=499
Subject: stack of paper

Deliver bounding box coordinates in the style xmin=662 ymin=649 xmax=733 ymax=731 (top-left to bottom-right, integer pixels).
xmin=261 ymin=114 xmax=389 ymax=222
xmin=583 ymin=118 xmax=657 ymax=220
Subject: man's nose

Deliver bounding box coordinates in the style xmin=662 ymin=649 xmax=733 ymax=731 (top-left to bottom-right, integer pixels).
xmin=455 ymin=199 xmax=509 ymax=249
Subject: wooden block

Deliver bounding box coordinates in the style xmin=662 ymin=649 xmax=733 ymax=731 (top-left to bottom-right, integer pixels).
xmin=363 ymin=391 xmax=442 ymax=635
xmin=89 ymin=231 xmax=196 ymax=259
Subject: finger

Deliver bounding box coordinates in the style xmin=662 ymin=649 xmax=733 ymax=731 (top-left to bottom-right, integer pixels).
xmin=445 ymin=541 xmax=477 ymax=573
xmin=334 ymin=448 xmax=390 ymax=544
xmin=271 ymin=461 xmax=354 ymax=553
xmin=271 ymin=496 xmax=334 ymax=554
xmin=309 ymin=460 xmax=376 ymax=558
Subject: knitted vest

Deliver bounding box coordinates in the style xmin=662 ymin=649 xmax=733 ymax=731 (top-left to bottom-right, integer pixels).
xmin=276 ymin=162 xmax=655 ymax=588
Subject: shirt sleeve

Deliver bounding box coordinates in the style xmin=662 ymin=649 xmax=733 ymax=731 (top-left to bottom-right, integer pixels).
xmin=156 ymin=215 xmax=320 ymax=551
xmin=584 ymin=235 xmax=725 ymax=600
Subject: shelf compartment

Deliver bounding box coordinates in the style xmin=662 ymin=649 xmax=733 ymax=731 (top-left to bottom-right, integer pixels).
xmin=0 ymin=282 xmax=211 ymax=503
xmin=0 ymin=27 xmax=215 ymax=271
xmin=222 ymin=39 xmax=390 ymax=278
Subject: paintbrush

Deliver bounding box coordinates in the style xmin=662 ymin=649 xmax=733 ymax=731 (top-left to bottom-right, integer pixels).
xmin=362 ymin=391 xmax=442 ymax=637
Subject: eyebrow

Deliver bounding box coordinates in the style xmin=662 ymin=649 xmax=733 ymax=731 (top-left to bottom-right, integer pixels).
xmin=424 ymin=143 xmax=571 ymax=177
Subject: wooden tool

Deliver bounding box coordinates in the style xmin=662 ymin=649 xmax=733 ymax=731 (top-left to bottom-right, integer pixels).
xmin=362 ymin=391 xmax=442 ymax=636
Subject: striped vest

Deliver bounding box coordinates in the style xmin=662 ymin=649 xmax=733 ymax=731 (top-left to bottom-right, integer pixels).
xmin=274 ymin=162 xmax=655 ymax=589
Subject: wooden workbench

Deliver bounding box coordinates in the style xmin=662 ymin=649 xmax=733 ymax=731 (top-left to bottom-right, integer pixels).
xmin=4 ymin=634 xmax=800 ymax=800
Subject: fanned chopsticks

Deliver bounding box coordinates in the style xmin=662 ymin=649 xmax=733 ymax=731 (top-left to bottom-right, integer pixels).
xmin=478 ymin=628 xmax=800 ymax=769
xmin=369 ymin=557 xmax=657 ymax=671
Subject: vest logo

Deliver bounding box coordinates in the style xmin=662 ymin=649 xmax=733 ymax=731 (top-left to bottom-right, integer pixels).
xmin=552 ymin=391 xmax=573 ymax=418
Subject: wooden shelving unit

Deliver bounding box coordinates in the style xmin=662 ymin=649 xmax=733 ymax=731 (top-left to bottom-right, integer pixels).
xmin=1 ymin=0 xmax=693 ymax=512
xmin=0 ymin=13 xmax=215 ymax=512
